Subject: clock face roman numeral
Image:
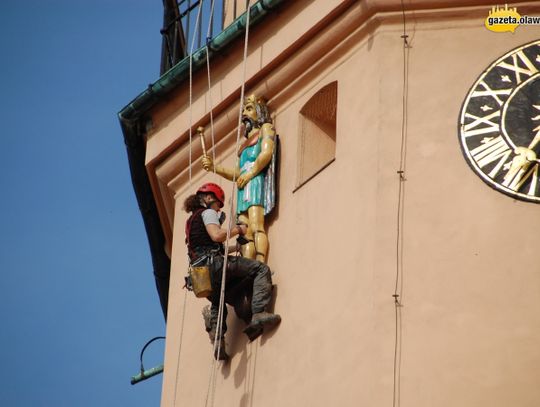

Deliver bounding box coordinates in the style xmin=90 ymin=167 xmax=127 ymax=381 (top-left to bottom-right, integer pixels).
xmin=462 ymin=111 xmax=500 ymax=138
xmin=470 ymin=136 xmax=511 ymax=178
xmin=459 ymin=40 xmax=540 ymax=203
xmin=471 ymin=80 xmax=512 ymax=106
xmin=497 ymin=51 xmax=539 ymax=84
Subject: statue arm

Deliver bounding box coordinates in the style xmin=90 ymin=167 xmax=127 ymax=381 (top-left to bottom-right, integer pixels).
xmin=201 ymin=156 xmax=240 ymax=181
xmin=215 ymin=163 xmax=240 ymax=181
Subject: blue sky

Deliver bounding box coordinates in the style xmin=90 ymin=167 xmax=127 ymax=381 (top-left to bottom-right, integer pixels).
xmin=0 ymin=1 xmax=168 ymax=405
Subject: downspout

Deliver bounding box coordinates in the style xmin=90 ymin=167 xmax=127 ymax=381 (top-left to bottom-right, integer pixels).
xmin=118 ymin=0 xmax=286 ymax=320
xmin=120 ymin=118 xmax=172 ymax=319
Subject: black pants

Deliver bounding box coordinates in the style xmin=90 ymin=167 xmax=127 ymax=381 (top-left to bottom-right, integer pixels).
xmin=208 ymin=255 xmax=272 ymax=335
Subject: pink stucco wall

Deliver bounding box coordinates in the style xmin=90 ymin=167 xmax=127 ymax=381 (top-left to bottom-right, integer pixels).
xmin=143 ymin=1 xmax=540 ymax=406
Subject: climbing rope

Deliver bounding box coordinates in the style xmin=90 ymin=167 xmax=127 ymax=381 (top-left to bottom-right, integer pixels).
xmin=206 ymin=0 xmax=217 ymax=173
xmin=179 ymin=0 xmax=225 ymax=404
xmin=203 ymin=0 xmax=225 ymax=403
xmin=205 ymin=1 xmax=253 ymax=407
xmin=173 ymin=3 xmax=206 ymax=407
xmin=179 ymin=0 xmax=252 ymax=404
xmin=172 ymin=288 xmax=188 ymax=406
xmin=393 ymin=2 xmax=410 ymax=407
xmin=188 ymin=0 xmax=206 ymax=188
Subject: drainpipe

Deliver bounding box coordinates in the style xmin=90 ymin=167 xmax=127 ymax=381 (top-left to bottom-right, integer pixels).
xmin=130 ymin=336 xmax=165 ymax=385
xmin=120 ymin=117 xmax=171 ymax=319
xmin=131 ymin=364 xmax=164 ymax=385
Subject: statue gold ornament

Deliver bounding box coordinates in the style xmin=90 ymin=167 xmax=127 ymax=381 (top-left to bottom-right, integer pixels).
xmin=201 ymin=94 xmax=277 ymax=261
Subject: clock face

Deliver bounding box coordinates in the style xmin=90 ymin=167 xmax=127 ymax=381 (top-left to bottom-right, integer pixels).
xmin=459 ymin=40 xmax=540 ymax=203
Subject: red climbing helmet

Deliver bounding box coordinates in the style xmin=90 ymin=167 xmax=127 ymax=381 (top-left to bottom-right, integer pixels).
xmin=197 ymin=183 xmax=225 ymax=208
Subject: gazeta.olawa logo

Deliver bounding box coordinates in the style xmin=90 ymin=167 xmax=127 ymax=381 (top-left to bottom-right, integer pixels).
xmin=485 ymin=4 xmax=540 ymax=33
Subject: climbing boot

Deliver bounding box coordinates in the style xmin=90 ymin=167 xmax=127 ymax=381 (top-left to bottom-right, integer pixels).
xmin=212 ymin=338 xmax=229 ymax=361
xmin=244 ymin=324 xmax=264 ymax=342
xmin=202 ymin=305 xmax=212 ymax=338
xmin=243 ymin=312 xmax=281 ymax=341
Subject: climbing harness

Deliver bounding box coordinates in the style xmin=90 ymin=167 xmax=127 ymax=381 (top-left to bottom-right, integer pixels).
xmin=184 ymin=207 xmax=226 ymax=298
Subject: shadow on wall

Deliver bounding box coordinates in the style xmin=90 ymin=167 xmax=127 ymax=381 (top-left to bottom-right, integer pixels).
xmin=216 ymin=284 xmax=280 ymax=406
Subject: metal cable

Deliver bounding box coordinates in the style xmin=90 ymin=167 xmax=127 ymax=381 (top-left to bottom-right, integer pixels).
xmin=393 ymin=2 xmax=410 ymax=407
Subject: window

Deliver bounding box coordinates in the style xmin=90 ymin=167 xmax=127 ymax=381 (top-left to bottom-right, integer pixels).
xmin=297 ymin=81 xmax=337 ymax=187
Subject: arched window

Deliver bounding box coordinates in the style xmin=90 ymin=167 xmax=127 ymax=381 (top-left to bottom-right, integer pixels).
xmin=297 ymin=81 xmax=337 ymax=187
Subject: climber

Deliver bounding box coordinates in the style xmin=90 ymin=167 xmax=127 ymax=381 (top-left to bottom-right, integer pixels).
xmin=184 ymin=182 xmax=281 ymax=361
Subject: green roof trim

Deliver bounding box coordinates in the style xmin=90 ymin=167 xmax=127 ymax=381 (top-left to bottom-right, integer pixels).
xmin=118 ymin=0 xmax=286 ymax=123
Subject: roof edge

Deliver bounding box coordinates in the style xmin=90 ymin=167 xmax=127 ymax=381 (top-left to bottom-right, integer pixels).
xmin=118 ymin=0 xmax=286 ymax=124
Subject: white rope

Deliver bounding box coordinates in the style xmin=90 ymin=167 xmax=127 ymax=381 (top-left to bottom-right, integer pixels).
xmin=201 ymin=0 xmax=225 ymax=402
xmin=174 ymin=3 xmax=205 ymax=407
xmin=189 ymin=53 xmax=193 ymax=187
xmin=172 ymin=288 xmax=188 ymax=406
xmin=205 ymin=1 xmax=253 ymax=406
xmin=188 ymin=0 xmax=205 ymax=188
xmin=206 ymin=0 xmax=217 ymax=173
xmin=201 ymin=2 xmax=223 ymax=405
xmin=206 ymin=0 xmax=216 ymax=39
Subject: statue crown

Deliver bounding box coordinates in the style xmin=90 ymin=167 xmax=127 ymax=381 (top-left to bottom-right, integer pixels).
xmin=245 ymin=94 xmax=266 ymax=106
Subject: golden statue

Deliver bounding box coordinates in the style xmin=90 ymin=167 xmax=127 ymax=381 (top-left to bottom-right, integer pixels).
xmin=202 ymin=94 xmax=277 ymax=262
